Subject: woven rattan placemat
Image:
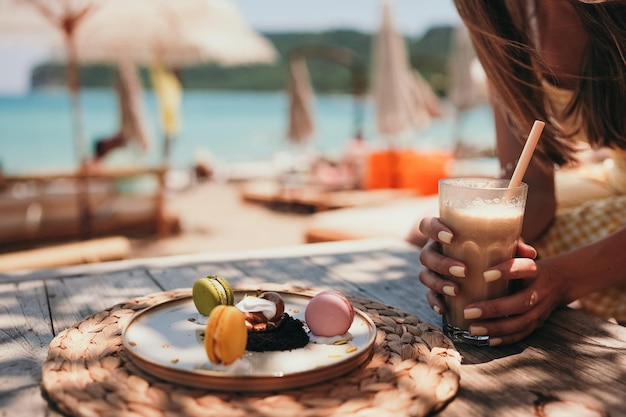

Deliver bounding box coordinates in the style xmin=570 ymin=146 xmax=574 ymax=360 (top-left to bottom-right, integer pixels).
xmin=42 ymin=288 xmax=462 ymax=417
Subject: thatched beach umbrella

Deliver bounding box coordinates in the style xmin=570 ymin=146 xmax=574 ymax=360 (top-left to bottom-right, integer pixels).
xmin=448 ymin=24 xmax=488 ymax=113
xmin=371 ymin=0 xmax=438 ymax=140
xmin=74 ymin=0 xmax=278 ymax=166
xmin=0 ymin=0 xmax=97 ymax=165
xmin=368 ymin=0 xmax=443 ymax=189
xmin=286 ymin=58 xmax=315 ymax=145
xmin=74 ymin=0 xmax=277 ymax=68
xmin=1 ymin=0 xmax=278 ymax=163
xmin=285 ymin=44 xmax=367 ymax=147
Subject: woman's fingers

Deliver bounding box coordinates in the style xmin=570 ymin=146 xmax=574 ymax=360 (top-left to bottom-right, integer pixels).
xmin=407 ymin=216 xmax=455 ymax=248
xmin=483 ymin=257 xmax=538 ymax=283
xmin=468 ymin=287 xmax=543 ymax=322
xmin=467 ymin=257 xmax=541 ymax=320
xmin=463 ymin=261 xmax=560 ymax=346
xmin=468 ymin=296 xmax=554 ymax=344
xmin=419 ymin=266 xmax=459 ymax=299
xmin=415 ymin=218 xmax=463 ymax=322
xmin=425 ymin=290 xmax=445 ymax=315
xmin=419 ymin=239 xmax=467 ymax=279
xmin=516 ymin=239 xmax=538 ymax=259
xmin=418 ymin=217 xmax=453 ymax=244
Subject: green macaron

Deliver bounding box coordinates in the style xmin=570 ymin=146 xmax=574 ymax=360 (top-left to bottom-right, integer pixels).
xmin=192 ymin=275 xmax=235 ymax=316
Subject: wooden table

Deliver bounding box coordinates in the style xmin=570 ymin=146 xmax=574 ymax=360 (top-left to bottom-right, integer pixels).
xmin=2 ymin=238 xmax=625 ymax=416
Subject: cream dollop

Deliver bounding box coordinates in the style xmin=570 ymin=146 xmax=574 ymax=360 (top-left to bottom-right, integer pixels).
xmin=236 ymin=295 xmax=276 ymax=319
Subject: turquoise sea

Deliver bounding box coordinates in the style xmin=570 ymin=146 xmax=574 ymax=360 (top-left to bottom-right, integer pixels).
xmin=0 ymin=89 xmax=495 ymax=175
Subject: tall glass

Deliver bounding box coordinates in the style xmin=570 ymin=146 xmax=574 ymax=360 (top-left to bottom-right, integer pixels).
xmin=438 ymin=178 xmax=528 ymax=346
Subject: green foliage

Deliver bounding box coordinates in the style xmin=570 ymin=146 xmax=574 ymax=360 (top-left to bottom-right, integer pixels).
xmin=409 ymin=26 xmax=455 ymax=95
xmin=30 ymin=26 xmax=456 ymax=95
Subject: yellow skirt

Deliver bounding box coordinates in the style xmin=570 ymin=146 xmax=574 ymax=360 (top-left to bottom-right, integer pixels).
xmin=532 ymin=195 xmax=626 ymax=322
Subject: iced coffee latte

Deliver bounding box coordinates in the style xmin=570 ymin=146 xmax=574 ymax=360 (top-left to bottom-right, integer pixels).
xmin=438 ymin=178 xmax=527 ymax=346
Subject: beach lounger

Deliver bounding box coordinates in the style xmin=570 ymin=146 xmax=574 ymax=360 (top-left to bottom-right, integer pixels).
xmin=240 ymin=179 xmax=417 ymax=213
xmin=303 ymin=157 xmax=500 ymax=243
xmin=304 ymin=195 xmax=438 ymax=243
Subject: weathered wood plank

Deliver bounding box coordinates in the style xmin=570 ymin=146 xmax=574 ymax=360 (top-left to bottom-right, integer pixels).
xmin=306 ymin=249 xmax=441 ymax=326
xmin=0 ymin=385 xmax=63 ymax=417
xmin=441 ymin=308 xmax=626 ymax=416
xmin=0 ymin=280 xmax=54 ymax=417
xmin=0 ymin=238 xmax=412 ymax=283
xmin=45 ymin=268 xmax=161 ymax=334
xmin=148 ymin=263 xmax=251 ymax=291
xmin=148 ymin=248 xmax=451 ymax=328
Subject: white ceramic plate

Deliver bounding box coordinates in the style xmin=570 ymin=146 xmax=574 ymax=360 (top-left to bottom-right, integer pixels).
xmin=122 ymin=290 xmax=376 ymax=392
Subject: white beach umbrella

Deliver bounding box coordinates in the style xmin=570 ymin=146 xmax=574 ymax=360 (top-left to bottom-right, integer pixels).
xmin=0 ymin=0 xmax=63 ymax=46
xmin=371 ymin=0 xmax=438 ymax=140
xmin=0 ymin=0 xmax=278 ymax=157
xmin=73 ymin=0 xmax=279 ymax=165
xmin=73 ymin=0 xmax=278 ymax=67
xmin=413 ymin=70 xmax=442 ymax=119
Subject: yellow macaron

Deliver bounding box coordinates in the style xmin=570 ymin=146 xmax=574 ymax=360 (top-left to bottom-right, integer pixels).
xmin=205 ymin=305 xmax=248 ymax=365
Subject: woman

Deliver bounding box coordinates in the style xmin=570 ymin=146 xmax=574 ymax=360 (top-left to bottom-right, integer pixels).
xmin=412 ymin=0 xmax=626 ymax=345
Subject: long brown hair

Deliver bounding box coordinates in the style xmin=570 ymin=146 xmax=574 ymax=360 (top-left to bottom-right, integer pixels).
xmin=453 ymin=0 xmax=626 ymax=166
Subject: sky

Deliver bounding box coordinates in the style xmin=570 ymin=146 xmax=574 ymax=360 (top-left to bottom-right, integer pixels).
xmin=231 ymin=0 xmax=460 ymax=36
xmin=0 ymin=0 xmax=461 ymax=95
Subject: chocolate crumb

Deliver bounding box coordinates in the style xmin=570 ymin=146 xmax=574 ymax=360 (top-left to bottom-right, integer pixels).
xmin=246 ymin=314 xmax=309 ymax=352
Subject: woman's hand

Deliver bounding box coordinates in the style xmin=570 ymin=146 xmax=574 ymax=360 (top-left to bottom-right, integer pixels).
xmin=417 ymin=216 xmax=566 ymax=346
xmin=417 ymin=216 xmax=464 ymax=315
xmin=460 ymin=253 xmax=566 ymax=346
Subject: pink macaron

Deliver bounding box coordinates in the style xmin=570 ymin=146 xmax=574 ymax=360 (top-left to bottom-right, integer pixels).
xmin=305 ymin=290 xmax=355 ymax=337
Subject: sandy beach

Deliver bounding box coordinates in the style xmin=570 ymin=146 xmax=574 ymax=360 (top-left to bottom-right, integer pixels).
xmin=127 ymin=181 xmax=313 ymax=259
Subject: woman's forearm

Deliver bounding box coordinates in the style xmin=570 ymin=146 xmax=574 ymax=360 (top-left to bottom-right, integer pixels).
xmin=540 ymin=226 xmax=626 ymax=304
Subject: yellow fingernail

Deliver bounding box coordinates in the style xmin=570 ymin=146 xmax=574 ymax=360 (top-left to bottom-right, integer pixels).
xmin=489 ymin=337 xmax=503 ymax=347
xmin=470 ymin=325 xmax=488 ymax=336
xmin=433 ymin=305 xmax=441 ymax=315
xmin=483 ymin=270 xmax=501 ymax=283
xmin=449 ymin=265 xmax=465 ymax=278
xmin=464 ymin=307 xmax=482 ymax=319
xmin=438 ymin=231 xmax=453 ymax=244
xmin=443 ymin=286 xmax=456 ymax=297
